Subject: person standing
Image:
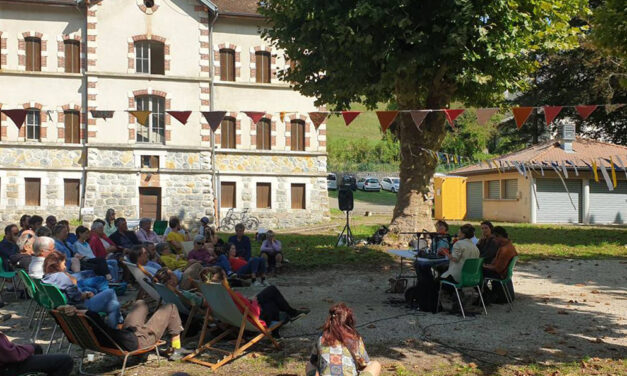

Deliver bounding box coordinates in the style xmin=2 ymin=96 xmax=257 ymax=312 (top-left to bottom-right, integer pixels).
xmin=104 ymin=209 xmax=117 ymax=237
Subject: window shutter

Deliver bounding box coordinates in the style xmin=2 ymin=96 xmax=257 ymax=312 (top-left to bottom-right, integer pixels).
xmin=221 ymin=117 xmax=236 ymax=149
xmin=291 ymin=120 xmax=305 ymax=151
xmin=503 ymin=179 xmax=518 ymax=199
xmin=256 ymin=183 xmax=271 ymax=208
xmin=64 ymin=179 xmax=80 ymax=206
xmin=256 ymin=51 xmax=271 ymax=83
xmin=64 ymin=40 xmax=80 ymax=73
xmin=291 ymin=183 xmax=305 ymax=209
xmin=487 ymin=180 xmax=501 ymax=199
xmin=220 ymin=49 xmax=235 ymax=81
xmin=150 ymin=41 xmax=164 ymax=75
xmin=26 ymin=38 xmax=41 ymax=72
xmin=64 ymin=111 xmax=80 ymax=143
xmin=256 ymin=119 xmax=271 ymax=150
xmin=25 ymin=178 xmax=41 ymax=206
xmin=221 ymin=182 xmax=236 ymax=208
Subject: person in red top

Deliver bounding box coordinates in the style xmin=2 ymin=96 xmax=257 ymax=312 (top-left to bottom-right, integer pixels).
xmin=226 ymin=242 xmax=268 ymax=286
xmin=88 ymin=220 xmax=119 ymax=259
xmin=483 ymin=226 xmax=517 ymax=303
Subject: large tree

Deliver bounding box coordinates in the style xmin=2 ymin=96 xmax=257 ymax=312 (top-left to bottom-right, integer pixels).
xmin=260 ymin=0 xmax=588 ymax=238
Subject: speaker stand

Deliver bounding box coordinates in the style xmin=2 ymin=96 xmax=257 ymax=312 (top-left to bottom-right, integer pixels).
xmin=336 ymin=210 xmax=354 ymax=247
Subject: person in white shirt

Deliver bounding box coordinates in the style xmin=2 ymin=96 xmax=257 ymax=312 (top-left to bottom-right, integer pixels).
xmin=438 ymin=224 xmax=480 ymax=283
xmin=29 ymin=237 xmax=56 ymax=279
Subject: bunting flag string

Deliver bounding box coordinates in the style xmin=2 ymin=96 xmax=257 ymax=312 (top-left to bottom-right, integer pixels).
xmin=609 ymin=156 xmax=617 ymax=188
xmin=443 ymin=109 xmax=464 ymax=128
xmin=598 ymin=159 xmax=614 ymax=191
xmin=0 ymin=109 xmax=28 ymax=129
xmin=512 ymin=107 xmax=534 ymax=129
xmin=575 ymin=105 xmax=597 ymax=120
xmin=591 ymin=159 xmax=599 ymax=182
xmin=128 ymin=111 xmax=150 ymax=126
xmin=167 ymin=111 xmax=192 ymax=125
xmin=90 ymin=110 xmax=114 ymax=120
xmin=201 ymin=111 xmax=226 ymax=132
xmin=410 ymin=110 xmax=429 ymax=130
xmin=244 ymin=111 xmax=266 ymax=124
xmin=341 ymin=111 xmax=360 ymax=126
xmin=376 ymin=111 xmax=399 ymax=133
xmin=308 ymin=112 xmax=329 ymax=130
xmin=615 ymin=156 xmax=627 ymax=179
xmin=543 ymin=106 xmax=563 ymax=125
xmin=475 ymin=108 xmax=498 ymax=125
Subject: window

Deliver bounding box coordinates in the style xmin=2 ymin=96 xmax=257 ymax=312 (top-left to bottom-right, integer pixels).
xmin=64 ymin=179 xmax=80 ymax=206
xmin=290 ymin=120 xmax=305 ymax=151
xmin=135 ymin=95 xmax=165 ymax=144
xmin=135 ymin=40 xmax=164 ymax=75
xmin=502 ymin=179 xmax=518 ymax=199
xmin=220 ymin=117 xmax=236 ymax=149
xmin=221 ymin=182 xmax=236 ymax=208
xmin=256 ymin=183 xmax=271 ymax=209
xmin=256 ymin=119 xmax=271 ymax=150
xmin=291 ymin=183 xmax=305 ymax=209
xmin=64 ymin=110 xmax=80 ymax=144
xmin=25 ymin=178 xmax=41 ymax=206
xmin=26 ymin=109 xmax=40 ymax=141
xmin=219 ymin=48 xmax=235 ymax=81
xmin=141 ymin=155 xmax=160 ymax=168
xmin=25 ymin=37 xmax=41 ymax=71
xmin=486 ymin=180 xmax=500 ymax=199
xmin=143 ymin=0 xmax=155 ymax=7
xmin=255 ymin=51 xmax=271 ymax=83
xmin=64 ymin=40 xmax=80 ymax=73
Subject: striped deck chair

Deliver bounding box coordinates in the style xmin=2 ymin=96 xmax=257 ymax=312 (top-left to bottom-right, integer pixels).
xmin=183 ymin=281 xmax=283 ymax=370
xmin=123 ymin=261 xmax=161 ymax=303
xmin=151 ymin=282 xmax=201 ymax=341
xmin=50 ymin=309 xmax=165 ymax=376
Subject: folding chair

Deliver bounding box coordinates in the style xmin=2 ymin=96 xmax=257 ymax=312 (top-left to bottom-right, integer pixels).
xmin=0 ymin=257 xmax=19 ymax=300
xmin=183 ymin=281 xmax=283 ymax=370
xmin=39 ymin=283 xmax=69 ymax=353
xmin=151 ymin=282 xmax=201 ymax=341
xmin=123 ymin=261 xmax=161 ymax=303
xmin=483 ymin=256 xmax=518 ymax=311
xmin=437 ymin=258 xmax=487 ymax=318
xmin=50 ymin=309 xmax=165 ymax=376
xmin=31 ymin=278 xmax=55 ymax=343
xmin=17 ymin=269 xmax=38 ymax=329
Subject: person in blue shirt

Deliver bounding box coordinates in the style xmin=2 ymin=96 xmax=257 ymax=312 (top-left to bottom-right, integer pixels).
xmin=52 ymin=224 xmax=74 ymax=271
xmin=0 ymin=225 xmax=19 ymax=271
xmin=58 ymin=220 xmax=77 ymax=245
xmin=228 ymin=223 xmax=251 ymax=260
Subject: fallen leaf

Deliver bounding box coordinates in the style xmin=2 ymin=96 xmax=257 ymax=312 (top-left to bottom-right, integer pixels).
xmin=592 ymin=337 xmax=604 ymax=344
xmin=591 ymin=290 xmax=600 ymax=294
xmin=557 ymin=310 xmax=569 ymax=315
xmin=367 ymin=324 xmax=376 ymax=329
xmin=544 ymin=326 xmax=558 ymax=334
xmin=495 ymin=348 xmax=508 ymax=356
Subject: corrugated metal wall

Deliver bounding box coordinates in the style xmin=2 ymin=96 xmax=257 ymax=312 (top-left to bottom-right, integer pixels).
xmin=536 ymin=179 xmax=581 ymax=223
xmin=588 ymin=180 xmax=627 ymax=224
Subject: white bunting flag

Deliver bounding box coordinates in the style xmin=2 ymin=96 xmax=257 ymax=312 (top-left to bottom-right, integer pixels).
xmin=561 ymin=161 xmax=569 ymax=179
xmin=598 ymin=159 xmax=614 ymax=191
xmin=615 ymin=155 xmax=627 ymax=179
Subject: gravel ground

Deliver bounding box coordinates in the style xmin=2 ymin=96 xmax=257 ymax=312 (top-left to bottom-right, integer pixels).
xmin=1 ymin=259 xmax=625 ymax=374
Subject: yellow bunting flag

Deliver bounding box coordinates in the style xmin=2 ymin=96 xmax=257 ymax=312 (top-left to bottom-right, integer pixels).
xmin=591 ymin=159 xmax=599 ymax=182
xmin=129 ymin=111 xmax=150 ymax=126
xmin=280 ymin=112 xmax=287 ymax=122
xmin=609 ymin=156 xmax=617 ymax=188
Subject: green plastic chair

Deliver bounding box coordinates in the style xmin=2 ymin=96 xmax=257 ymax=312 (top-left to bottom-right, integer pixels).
xmin=31 ymin=278 xmax=55 ymax=343
xmin=483 ymin=256 xmax=518 ymax=311
xmin=153 ymin=220 xmax=168 ymax=236
xmin=39 ymin=283 xmax=69 ymax=353
xmin=437 ymin=258 xmax=487 ymax=318
xmin=0 ymin=257 xmax=18 ymax=300
xmin=17 ymin=269 xmax=39 ymax=328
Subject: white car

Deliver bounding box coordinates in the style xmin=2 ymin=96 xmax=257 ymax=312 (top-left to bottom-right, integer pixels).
xmin=327 ymin=173 xmax=337 ymax=190
xmin=356 ymin=177 xmax=381 ymax=192
xmin=381 ymin=177 xmax=400 ymax=193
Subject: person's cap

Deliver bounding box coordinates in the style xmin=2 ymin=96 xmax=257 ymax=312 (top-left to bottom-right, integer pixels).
xmin=200 ymin=217 xmax=210 ymax=224
xmin=194 ymin=235 xmax=205 ymax=243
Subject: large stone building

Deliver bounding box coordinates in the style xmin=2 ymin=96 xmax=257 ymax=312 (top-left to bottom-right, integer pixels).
xmin=0 ymin=0 xmax=329 ymax=229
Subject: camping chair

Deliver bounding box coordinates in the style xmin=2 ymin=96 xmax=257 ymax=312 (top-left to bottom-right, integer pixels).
xmin=31 ymin=278 xmax=55 ymax=343
xmin=183 ymin=281 xmax=283 ymax=370
xmin=39 ymin=283 xmax=69 ymax=353
xmin=17 ymin=269 xmax=39 ymax=329
xmin=437 ymin=258 xmax=487 ymax=318
xmin=123 ymin=261 xmax=161 ymax=303
xmin=50 ymin=309 xmax=165 ymax=376
xmin=151 ymin=282 xmax=201 ymax=341
xmin=483 ymin=256 xmax=518 ymax=311
xmin=0 ymin=257 xmax=19 ymax=300
xmin=153 ymin=220 xmax=168 ymax=236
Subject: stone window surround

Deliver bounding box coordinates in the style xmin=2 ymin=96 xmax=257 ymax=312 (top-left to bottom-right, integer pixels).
xmin=213 ymin=43 xmax=241 ymax=81
xmin=18 ymin=31 xmax=48 ymax=71
xmin=249 ymin=113 xmax=277 ymax=150
xmin=127 ymin=89 xmax=172 ymax=143
xmin=127 ymin=34 xmax=170 ymax=74
xmin=56 ymin=104 xmax=83 ymax=143
xmin=21 ymin=102 xmax=46 ymax=141
xmin=136 ymin=0 xmax=160 ymax=15
xmin=0 ymin=32 xmax=7 ymax=68
xmin=217 ymin=175 xmax=311 ymax=213
xmin=57 ymin=33 xmax=84 ymax=73
xmin=285 ymin=114 xmax=311 ymax=151
xmin=214 ymin=111 xmax=241 ymax=149
xmin=249 ymin=45 xmax=277 ymax=83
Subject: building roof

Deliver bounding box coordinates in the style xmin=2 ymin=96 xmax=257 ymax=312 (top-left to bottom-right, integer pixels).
xmin=212 ymin=0 xmax=261 ymax=17
xmin=453 ymin=137 xmax=627 ymax=176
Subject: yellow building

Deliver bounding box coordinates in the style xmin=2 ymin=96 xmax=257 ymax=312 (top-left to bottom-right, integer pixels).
xmin=434 ymin=174 xmax=466 ymax=220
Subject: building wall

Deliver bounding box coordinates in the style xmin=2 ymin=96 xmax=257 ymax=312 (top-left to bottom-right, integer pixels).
xmin=464 ymin=171 xmax=532 ymax=223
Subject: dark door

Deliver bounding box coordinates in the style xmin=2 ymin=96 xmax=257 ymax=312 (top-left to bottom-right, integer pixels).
xmin=139 ymin=187 xmax=161 ymax=220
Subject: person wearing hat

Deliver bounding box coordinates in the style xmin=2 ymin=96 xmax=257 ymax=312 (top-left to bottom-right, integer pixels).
xmin=198 ymin=217 xmax=211 ymax=237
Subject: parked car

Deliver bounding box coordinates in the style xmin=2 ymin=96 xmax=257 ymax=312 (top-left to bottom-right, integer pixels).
xmin=381 ymin=177 xmax=400 ymax=193
xmin=356 ymin=177 xmax=381 ymax=192
xmin=327 ymin=173 xmax=338 ymax=190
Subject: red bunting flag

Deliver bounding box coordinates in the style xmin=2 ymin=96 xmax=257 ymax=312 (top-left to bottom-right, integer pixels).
xmin=443 ymin=109 xmax=464 ymax=128
xmin=512 ymin=107 xmax=534 ymax=129
xmin=308 ymin=112 xmax=329 ymax=130
xmin=475 ymin=108 xmax=498 ymax=125
xmin=375 ymin=111 xmax=399 ymax=133
xmin=201 ymin=111 xmax=226 ymax=132
xmin=341 ymin=111 xmax=360 ymax=126
xmin=575 ymin=105 xmax=597 ymax=120
xmin=543 ymin=106 xmax=563 ymax=125
xmin=244 ymin=111 xmax=266 ymax=124
xmin=167 ymin=111 xmax=192 ymax=125
xmin=129 ymin=111 xmax=151 ymax=126
xmin=1 ymin=109 xmax=28 ymax=129
xmin=409 ymin=110 xmax=429 ymax=130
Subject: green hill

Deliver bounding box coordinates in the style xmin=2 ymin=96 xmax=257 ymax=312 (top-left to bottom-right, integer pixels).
xmin=326 ymin=103 xmax=385 ymax=144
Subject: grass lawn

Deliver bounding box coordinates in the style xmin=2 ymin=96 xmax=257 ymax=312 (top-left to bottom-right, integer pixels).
xmin=329 ymin=188 xmax=398 ymax=206
xmin=326 ymin=102 xmax=386 ymax=143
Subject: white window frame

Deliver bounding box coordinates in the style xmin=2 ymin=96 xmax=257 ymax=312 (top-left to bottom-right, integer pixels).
xmin=26 ymin=109 xmax=41 ymax=141
xmin=135 ymin=95 xmax=165 ymax=144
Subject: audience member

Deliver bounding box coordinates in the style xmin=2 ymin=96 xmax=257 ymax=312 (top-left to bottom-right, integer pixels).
xmin=104 ymin=208 xmax=117 ymax=237
xmin=306 ymin=303 xmax=380 ymax=376
xmin=431 ymin=220 xmax=452 ymax=254
xmin=165 ymin=217 xmax=190 ymax=253
xmin=57 ymin=220 xmax=77 ymax=245
xmin=109 ymin=218 xmax=141 ymax=251
xmin=227 ymin=243 xmax=267 ymax=286
xmin=136 ymin=218 xmax=160 ymax=244
xmin=88 ymin=221 xmax=119 ymax=259
xmin=129 ymin=245 xmax=162 ymax=277
xmin=11 ymin=230 xmax=36 ymax=270
xmin=154 ymin=267 xmax=203 ymax=308
xmin=228 ymin=223 xmax=251 ymax=260
xmin=158 ymin=242 xmax=188 ymax=271
xmin=483 ymin=226 xmax=517 ymax=303
xmin=204 ymin=225 xmax=223 ymax=247
xmin=52 ymin=224 xmax=74 ymax=271
xmin=29 ymin=237 xmax=56 ymax=279
xmin=438 ymin=223 xmax=480 ymax=284
xmin=260 ymin=230 xmax=283 ymax=271
xmin=41 ymin=252 xmax=121 ymax=329
xmin=477 ymin=221 xmax=499 ymax=264
xmin=187 ymin=235 xmax=215 ymax=266
xmin=35 ymin=226 xmax=52 ymax=237
xmin=28 ymin=216 xmax=44 ymax=232
xmin=73 ymin=226 xmax=119 ymax=281
xmin=0 ymin=224 xmax=19 ymax=271
xmin=198 ymin=217 xmax=211 ymax=237
xmin=18 ymin=214 xmax=31 ymax=236
xmin=44 ymin=216 xmax=57 ymax=232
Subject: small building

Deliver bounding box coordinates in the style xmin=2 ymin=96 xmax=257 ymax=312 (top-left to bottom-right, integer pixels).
xmin=453 ymin=133 xmax=627 ymax=224
xmin=433 ymin=174 xmax=466 ymax=221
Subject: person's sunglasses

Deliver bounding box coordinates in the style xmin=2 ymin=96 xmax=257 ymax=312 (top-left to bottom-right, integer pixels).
xmin=195 ymin=242 xmax=204 ymax=245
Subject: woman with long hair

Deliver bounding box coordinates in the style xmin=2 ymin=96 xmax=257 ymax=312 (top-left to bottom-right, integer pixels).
xmin=306 ymin=303 xmax=380 ymax=376
xmin=104 ymin=208 xmax=116 ymax=237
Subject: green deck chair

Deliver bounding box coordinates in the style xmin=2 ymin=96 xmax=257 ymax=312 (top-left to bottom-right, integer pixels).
xmin=151 ymin=282 xmax=201 ymax=341
xmin=0 ymin=257 xmax=18 ymax=300
xmin=437 ymin=258 xmax=487 ymax=318
xmin=39 ymin=283 xmax=68 ymax=353
xmin=153 ymin=220 xmax=168 ymax=236
xmin=483 ymin=256 xmax=518 ymax=311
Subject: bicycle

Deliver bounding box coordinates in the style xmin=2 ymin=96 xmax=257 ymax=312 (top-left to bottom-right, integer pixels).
xmin=217 ymin=208 xmax=260 ymax=231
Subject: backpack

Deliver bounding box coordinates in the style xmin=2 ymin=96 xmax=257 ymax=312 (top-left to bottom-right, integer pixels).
xmin=367 ymin=225 xmax=389 ymax=245
xmin=405 ymin=277 xmax=439 ymax=313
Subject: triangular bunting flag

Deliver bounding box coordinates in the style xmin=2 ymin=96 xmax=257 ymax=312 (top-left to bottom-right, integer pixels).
xmin=342 ymin=111 xmax=360 ymax=126
xmin=129 ymin=111 xmax=151 ymax=126
xmin=1 ymin=109 xmax=28 ymax=129
xmin=244 ymin=111 xmax=266 ymax=124
xmin=201 ymin=111 xmax=227 ymax=132
xmin=475 ymin=108 xmax=498 ymax=125
xmin=443 ymin=109 xmax=464 ymax=128
xmin=308 ymin=112 xmax=329 ymax=130
xmin=280 ymin=112 xmax=286 ymax=122
xmin=89 ymin=110 xmax=114 ymax=119
xmin=609 ymin=156 xmax=617 ymax=188
xmin=543 ymin=106 xmax=563 ymax=125
xmin=512 ymin=107 xmax=534 ymax=129
xmin=615 ymin=156 xmax=627 ymax=179
xmin=575 ymin=105 xmax=597 ymax=120
xmin=167 ymin=111 xmax=192 ymax=125
xmin=375 ymin=111 xmax=399 ymax=133
xmin=605 ymin=104 xmax=625 ymax=114
xmin=409 ymin=110 xmax=429 ymax=130
xmin=591 ymin=159 xmax=599 ymax=182
xmin=598 ymin=159 xmax=613 ymax=191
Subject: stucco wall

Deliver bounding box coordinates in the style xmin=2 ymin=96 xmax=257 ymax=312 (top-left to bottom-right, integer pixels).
xmin=464 ymin=171 xmax=532 ymax=223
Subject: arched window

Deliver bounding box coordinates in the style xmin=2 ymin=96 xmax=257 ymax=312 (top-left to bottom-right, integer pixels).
xmin=256 ymin=119 xmax=271 ymax=150
xmin=220 ymin=117 xmax=236 ymax=149
xmin=219 ymin=48 xmax=235 ymax=81
xmin=64 ymin=40 xmax=80 ymax=73
xmin=255 ymin=51 xmax=271 ymax=83
xmin=26 ymin=109 xmax=41 ymax=141
xmin=135 ymin=95 xmax=165 ymax=144
xmin=25 ymin=37 xmax=41 ymax=71
xmin=135 ymin=40 xmax=164 ymax=75
xmin=290 ymin=120 xmax=305 ymax=151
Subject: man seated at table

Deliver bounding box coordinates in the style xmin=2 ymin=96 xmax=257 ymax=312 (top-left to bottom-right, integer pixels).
xmin=483 ymin=226 xmax=517 ymax=303
xmin=438 ymin=224 xmax=480 ymax=284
